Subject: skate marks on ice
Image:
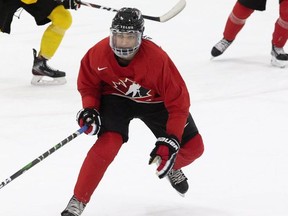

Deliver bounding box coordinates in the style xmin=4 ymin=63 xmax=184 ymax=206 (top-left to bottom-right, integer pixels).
xmin=90 ymin=203 xmax=231 ymax=216
xmin=144 ymin=205 xmax=231 ymax=216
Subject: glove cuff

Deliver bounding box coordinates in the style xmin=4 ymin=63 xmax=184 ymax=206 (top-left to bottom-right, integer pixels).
xmin=156 ymin=135 xmax=180 ymax=152
xmin=76 ymin=108 xmax=101 ymax=125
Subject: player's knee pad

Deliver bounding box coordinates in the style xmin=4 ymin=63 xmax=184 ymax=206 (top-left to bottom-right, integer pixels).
xmin=182 ymin=133 xmax=204 ymax=160
xmin=48 ymin=5 xmax=72 ymax=30
xmin=233 ymin=1 xmax=254 ymax=20
xmin=173 ymin=133 xmax=204 ymax=170
xmin=89 ymin=132 xmax=123 ymax=164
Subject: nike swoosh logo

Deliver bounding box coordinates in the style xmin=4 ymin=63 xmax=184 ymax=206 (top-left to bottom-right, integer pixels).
xmin=97 ymin=66 xmax=108 ymax=71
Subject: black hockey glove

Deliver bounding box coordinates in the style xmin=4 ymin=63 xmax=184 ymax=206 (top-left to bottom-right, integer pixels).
xmin=56 ymin=0 xmax=80 ymax=10
xmin=149 ymin=135 xmax=180 ymax=179
xmin=77 ymin=108 xmax=101 ymax=136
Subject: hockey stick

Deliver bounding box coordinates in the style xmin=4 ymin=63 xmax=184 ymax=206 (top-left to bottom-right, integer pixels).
xmin=0 ymin=125 xmax=88 ymax=190
xmin=80 ymin=0 xmax=186 ymax=22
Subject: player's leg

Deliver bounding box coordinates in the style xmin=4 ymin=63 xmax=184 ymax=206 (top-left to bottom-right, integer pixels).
xmin=211 ymin=1 xmax=254 ymax=57
xmin=32 ymin=5 xmax=72 ymax=85
xmin=271 ymin=0 xmax=288 ymax=67
xmin=62 ymin=132 xmax=123 ymax=216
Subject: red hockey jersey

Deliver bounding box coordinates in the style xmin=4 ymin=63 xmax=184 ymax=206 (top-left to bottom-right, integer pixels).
xmin=77 ymin=37 xmax=190 ymax=140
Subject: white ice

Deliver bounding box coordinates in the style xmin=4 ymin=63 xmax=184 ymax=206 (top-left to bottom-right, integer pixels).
xmin=1 ymin=0 xmax=288 ymax=215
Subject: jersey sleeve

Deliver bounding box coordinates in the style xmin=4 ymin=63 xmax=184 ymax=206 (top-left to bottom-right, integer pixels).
xmin=159 ymin=55 xmax=190 ymax=141
xmin=77 ymin=47 xmax=102 ymax=110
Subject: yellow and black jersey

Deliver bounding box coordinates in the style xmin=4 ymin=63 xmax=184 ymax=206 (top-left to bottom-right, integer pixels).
xmin=0 ymin=0 xmax=61 ymax=33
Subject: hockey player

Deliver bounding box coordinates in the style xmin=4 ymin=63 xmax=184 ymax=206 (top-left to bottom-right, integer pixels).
xmin=61 ymin=7 xmax=204 ymax=216
xmin=0 ymin=0 xmax=80 ymax=85
xmin=211 ymin=0 xmax=288 ymax=68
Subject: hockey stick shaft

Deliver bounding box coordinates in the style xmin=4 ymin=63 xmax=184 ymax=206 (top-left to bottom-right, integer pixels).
xmin=80 ymin=0 xmax=186 ymax=23
xmin=80 ymin=1 xmax=118 ymax=12
xmin=0 ymin=125 xmax=88 ymax=190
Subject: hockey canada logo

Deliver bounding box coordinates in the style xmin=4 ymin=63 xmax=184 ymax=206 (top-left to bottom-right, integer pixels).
xmin=112 ymin=78 xmax=152 ymax=100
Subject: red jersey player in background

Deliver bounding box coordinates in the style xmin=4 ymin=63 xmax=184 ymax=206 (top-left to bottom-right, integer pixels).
xmin=211 ymin=0 xmax=288 ymax=68
xmin=61 ymin=7 xmax=204 ymax=216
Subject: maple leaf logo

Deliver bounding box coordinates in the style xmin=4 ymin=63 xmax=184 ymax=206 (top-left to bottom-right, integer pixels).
xmin=112 ymin=78 xmax=152 ymax=99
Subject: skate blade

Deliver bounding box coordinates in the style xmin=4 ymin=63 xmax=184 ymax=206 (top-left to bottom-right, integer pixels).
xmin=31 ymin=75 xmax=67 ymax=86
xmin=164 ymin=176 xmax=186 ymax=197
xmin=177 ymin=191 xmax=185 ymax=197
xmin=271 ymin=57 xmax=287 ymax=68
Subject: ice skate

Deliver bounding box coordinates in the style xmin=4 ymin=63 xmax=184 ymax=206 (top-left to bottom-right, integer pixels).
xmin=61 ymin=195 xmax=86 ymax=216
xmin=167 ymin=169 xmax=189 ymax=196
xmin=211 ymin=38 xmax=233 ymax=57
xmin=31 ymin=49 xmax=67 ymax=85
xmin=271 ymin=45 xmax=288 ymax=68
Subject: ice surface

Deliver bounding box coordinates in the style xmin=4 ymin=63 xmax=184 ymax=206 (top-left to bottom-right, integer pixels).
xmin=1 ymin=0 xmax=288 ymax=215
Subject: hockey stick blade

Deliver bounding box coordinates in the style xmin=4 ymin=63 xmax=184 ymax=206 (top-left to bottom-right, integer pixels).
xmin=143 ymin=0 xmax=186 ymax=22
xmin=80 ymin=0 xmax=186 ymax=22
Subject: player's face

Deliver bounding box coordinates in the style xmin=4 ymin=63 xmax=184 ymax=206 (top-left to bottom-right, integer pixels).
xmin=110 ymin=29 xmax=142 ymax=59
xmin=113 ymin=31 xmax=139 ymax=48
